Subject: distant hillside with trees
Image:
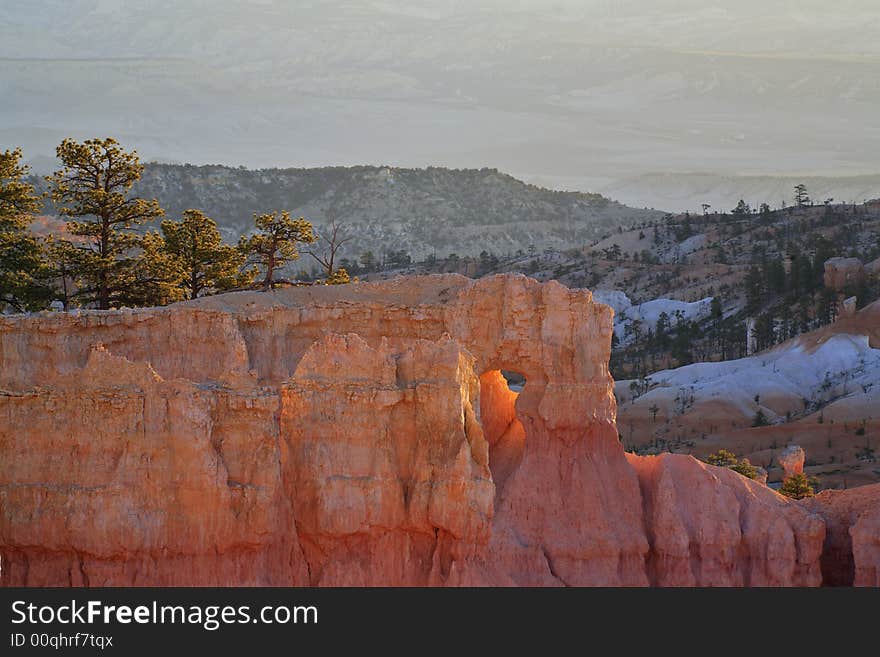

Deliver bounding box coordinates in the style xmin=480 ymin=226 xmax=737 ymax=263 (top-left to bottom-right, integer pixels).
xmin=30 ymin=163 xmax=662 ymax=264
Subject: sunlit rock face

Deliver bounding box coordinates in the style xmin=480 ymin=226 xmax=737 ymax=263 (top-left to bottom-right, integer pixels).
xmin=625 ymin=453 xmax=824 ymax=586
xmin=0 ymin=273 xmax=856 ymax=587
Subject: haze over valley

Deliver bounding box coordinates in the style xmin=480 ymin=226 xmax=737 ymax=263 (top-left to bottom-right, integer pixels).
xmin=5 ymin=1 xmax=880 ymax=211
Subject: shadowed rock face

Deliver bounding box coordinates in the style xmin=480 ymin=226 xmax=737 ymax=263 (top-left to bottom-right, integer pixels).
xmin=805 ymin=484 xmax=880 ymax=587
xmin=0 ymin=274 xmax=870 ymax=586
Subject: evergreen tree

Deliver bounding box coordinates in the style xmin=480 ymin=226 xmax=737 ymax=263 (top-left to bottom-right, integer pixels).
xmin=754 ymin=313 xmax=776 ymax=351
xmin=705 ymin=449 xmax=759 ymax=480
xmin=817 ymin=287 xmax=838 ymax=325
xmin=710 ymin=296 xmax=723 ymax=321
xmin=767 ymin=259 xmax=786 ymax=295
xmin=240 ymin=211 xmax=315 ymax=290
xmin=326 ymin=267 xmax=351 ymax=285
xmin=359 ymin=250 xmax=378 ymax=272
xmin=47 ymin=138 xmax=165 ymax=309
xmin=42 ymin=235 xmax=80 ymax=311
xmin=787 ymin=251 xmax=802 ymax=293
xmin=779 ymin=473 xmax=816 ymax=499
xmin=655 ymin=311 xmax=671 ymax=349
xmin=126 ymin=231 xmax=186 ymax=307
xmin=670 ymin=320 xmax=696 ymax=365
xmin=744 ymin=266 xmax=764 ymax=315
xmin=812 ymin=237 xmax=835 ymax=287
xmin=478 ymin=250 xmax=499 ymax=274
xmin=751 ymin=408 xmax=770 ymax=427
xmin=0 ymin=148 xmax=53 ymax=311
xmin=731 ymin=199 xmax=751 ymax=216
xmin=798 ymin=255 xmax=814 ymax=294
xmin=797 ymin=303 xmax=811 ymax=334
xmin=386 ymin=249 xmax=412 ymax=268
xmin=778 ymin=304 xmax=793 ymax=342
xmin=161 ymin=209 xmax=251 ymax=299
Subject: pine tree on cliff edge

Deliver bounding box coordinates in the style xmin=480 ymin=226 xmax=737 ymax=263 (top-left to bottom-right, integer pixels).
xmin=240 ymin=211 xmax=315 ymax=290
xmin=161 ymin=209 xmax=253 ymax=299
xmin=0 ymin=147 xmax=53 ymax=311
xmin=47 ymin=138 xmax=166 ymax=309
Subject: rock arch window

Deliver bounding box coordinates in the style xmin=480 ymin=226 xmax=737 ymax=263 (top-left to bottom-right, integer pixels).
xmin=478 ymin=369 xmax=527 ymax=495
xmin=501 ymin=370 xmax=525 ymax=393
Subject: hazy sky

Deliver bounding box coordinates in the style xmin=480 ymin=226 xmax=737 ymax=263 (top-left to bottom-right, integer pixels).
xmin=3 ymin=1 xmax=880 ymax=209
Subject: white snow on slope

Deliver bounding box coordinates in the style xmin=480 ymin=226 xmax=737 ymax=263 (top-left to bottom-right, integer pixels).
xmin=592 ymin=290 xmax=631 ymax=315
xmin=618 ymin=334 xmax=880 ymax=421
xmin=593 ymin=290 xmax=714 ymax=343
xmin=664 ymin=233 xmax=707 ymax=263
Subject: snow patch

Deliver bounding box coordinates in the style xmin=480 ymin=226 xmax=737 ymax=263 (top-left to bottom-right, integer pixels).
xmin=621 ymin=334 xmax=880 ymax=422
xmin=594 ymin=290 xmax=714 ymax=344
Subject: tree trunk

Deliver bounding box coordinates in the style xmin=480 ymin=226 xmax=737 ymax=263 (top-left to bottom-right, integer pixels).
xmin=99 ymin=215 xmax=110 ymax=309
xmin=263 ymin=251 xmax=275 ymax=291
xmin=99 ymin=269 xmax=109 ymax=310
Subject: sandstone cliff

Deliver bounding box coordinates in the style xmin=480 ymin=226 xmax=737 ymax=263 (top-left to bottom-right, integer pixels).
xmin=805 ymin=484 xmax=880 ymax=586
xmin=0 ymin=274 xmax=874 ymax=586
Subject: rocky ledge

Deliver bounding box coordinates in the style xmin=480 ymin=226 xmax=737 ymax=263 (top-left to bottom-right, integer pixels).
xmin=0 ymin=274 xmax=876 ymax=586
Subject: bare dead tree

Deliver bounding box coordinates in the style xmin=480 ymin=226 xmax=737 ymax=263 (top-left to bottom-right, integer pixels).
xmin=304 ymin=217 xmax=353 ymax=278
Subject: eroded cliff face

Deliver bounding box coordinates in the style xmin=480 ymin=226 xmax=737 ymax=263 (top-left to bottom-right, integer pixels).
xmin=805 ymin=484 xmax=880 ymax=586
xmin=626 ymin=454 xmax=824 ymax=586
xmin=0 ymin=274 xmax=871 ymax=586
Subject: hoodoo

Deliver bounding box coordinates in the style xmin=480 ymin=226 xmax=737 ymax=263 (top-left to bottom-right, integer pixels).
xmin=0 ymin=274 xmax=875 ymax=586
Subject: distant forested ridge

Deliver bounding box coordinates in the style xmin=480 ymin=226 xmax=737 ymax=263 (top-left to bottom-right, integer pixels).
xmin=35 ymin=163 xmax=662 ymax=260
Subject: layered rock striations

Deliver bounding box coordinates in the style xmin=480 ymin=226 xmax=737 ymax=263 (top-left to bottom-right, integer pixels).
xmin=0 ymin=274 xmax=873 ymax=586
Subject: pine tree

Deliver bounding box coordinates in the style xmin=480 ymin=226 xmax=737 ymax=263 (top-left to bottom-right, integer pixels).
xmin=744 ymin=265 xmax=764 ymax=314
xmin=812 ymin=237 xmax=835 ymax=288
xmin=754 ymin=313 xmax=776 ymax=351
xmin=817 ymin=287 xmax=838 ymax=325
xmin=47 ymin=138 xmax=165 ymax=309
xmin=751 ymin=408 xmax=770 ymax=427
xmin=705 ymin=449 xmax=759 ymax=480
xmin=359 ymin=250 xmax=378 ymax=272
xmin=240 ymin=211 xmax=315 ymax=290
xmin=767 ymin=259 xmax=786 ymax=295
xmin=126 ymin=231 xmax=186 ymax=307
xmin=161 ymin=209 xmax=252 ymax=299
xmin=326 ymin=267 xmax=351 ymax=285
xmin=710 ymin=296 xmax=723 ymax=321
xmin=779 ymin=473 xmax=816 ymax=499
xmin=670 ymin=320 xmax=694 ymax=365
xmin=778 ymin=303 xmax=793 ymax=342
xmin=732 ymin=199 xmax=751 ymax=216
xmin=0 ymin=147 xmax=53 ymax=311
xmin=42 ymin=235 xmax=80 ymax=311
xmin=655 ymin=311 xmax=671 ymax=348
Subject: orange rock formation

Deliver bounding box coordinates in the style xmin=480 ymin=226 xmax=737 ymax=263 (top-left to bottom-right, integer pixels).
xmin=779 ymin=445 xmax=806 ymax=478
xmin=0 ymin=274 xmax=875 ymax=586
xmin=805 ymin=484 xmax=880 ymax=586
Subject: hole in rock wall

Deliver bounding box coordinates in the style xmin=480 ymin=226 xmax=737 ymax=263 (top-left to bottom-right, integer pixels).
xmin=478 ymin=369 xmax=527 ymax=494
xmin=501 ymin=370 xmax=525 ymax=393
